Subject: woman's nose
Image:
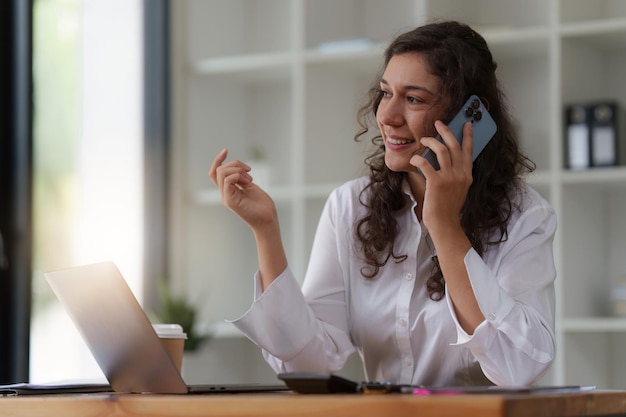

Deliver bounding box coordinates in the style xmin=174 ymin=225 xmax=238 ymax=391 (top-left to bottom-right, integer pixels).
xmin=377 ymin=97 xmax=403 ymax=126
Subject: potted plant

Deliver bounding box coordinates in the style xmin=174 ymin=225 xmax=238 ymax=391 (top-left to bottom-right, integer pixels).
xmin=152 ymin=282 xmax=211 ymax=351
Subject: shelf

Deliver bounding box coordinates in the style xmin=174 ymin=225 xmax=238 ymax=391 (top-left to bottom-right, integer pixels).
xmin=560 ymin=167 xmax=626 ymax=185
xmin=303 ymin=27 xmax=551 ymax=67
xmin=191 ymin=23 xmax=555 ymax=77
xmin=560 ymin=17 xmax=626 ymax=40
xmin=193 ymin=183 xmax=342 ymax=206
xmin=304 ymin=43 xmax=386 ymax=72
xmin=560 ymin=18 xmax=626 ymax=53
xmin=191 ymin=52 xmax=293 ymax=81
xmin=562 ymin=317 xmax=626 ymax=332
xmin=303 ymin=0 xmax=419 ymax=51
xmin=193 ymin=187 xmax=293 ymax=205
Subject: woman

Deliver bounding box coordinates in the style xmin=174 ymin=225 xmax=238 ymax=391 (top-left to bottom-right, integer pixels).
xmin=209 ymin=21 xmax=556 ymax=386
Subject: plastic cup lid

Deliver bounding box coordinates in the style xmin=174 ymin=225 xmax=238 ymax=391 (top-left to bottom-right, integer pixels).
xmin=152 ymin=323 xmax=188 ymax=339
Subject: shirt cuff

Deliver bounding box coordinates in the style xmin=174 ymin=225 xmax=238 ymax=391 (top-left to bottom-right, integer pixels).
xmin=448 ymin=249 xmax=516 ymax=347
xmin=227 ymin=267 xmax=317 ymax=360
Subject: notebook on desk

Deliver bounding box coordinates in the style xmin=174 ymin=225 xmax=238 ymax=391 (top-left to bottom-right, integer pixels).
xmin=30 ymin=261 xmax=288 ymax=395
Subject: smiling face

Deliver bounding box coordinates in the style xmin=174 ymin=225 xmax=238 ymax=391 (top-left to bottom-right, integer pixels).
xmin=376 ymin=53 xmax=446 ymax=173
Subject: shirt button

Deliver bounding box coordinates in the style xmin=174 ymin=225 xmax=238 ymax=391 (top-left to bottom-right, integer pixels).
xmin=404 ymin=358 xmax=412 ymax=367
xmin=398 ymin=318 xmax=407 ymax=327
xmin=406 ymin=273 xmax=413 ymax=281
xmin=488 ymin=313 xmax=496 ymax=320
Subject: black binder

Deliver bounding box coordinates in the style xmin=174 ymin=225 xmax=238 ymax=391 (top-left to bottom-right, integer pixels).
xmin=565 ymin=101 xmax=621 ymax=170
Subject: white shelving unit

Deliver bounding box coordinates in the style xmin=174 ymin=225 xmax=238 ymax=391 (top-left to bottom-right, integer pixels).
xmin=169 ymin=0 xmax=626 ymax=387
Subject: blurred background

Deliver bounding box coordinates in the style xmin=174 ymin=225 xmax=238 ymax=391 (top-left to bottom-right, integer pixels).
xmin=2 ymin=0 xmax=626 ymax=389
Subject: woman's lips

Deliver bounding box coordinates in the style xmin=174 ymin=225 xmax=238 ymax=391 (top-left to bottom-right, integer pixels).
xmin=385 ymin=135 xmax=415 ymax=150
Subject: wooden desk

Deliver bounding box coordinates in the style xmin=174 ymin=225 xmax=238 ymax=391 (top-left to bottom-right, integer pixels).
xmin=1 ymin=391 xmax=626 ymax=417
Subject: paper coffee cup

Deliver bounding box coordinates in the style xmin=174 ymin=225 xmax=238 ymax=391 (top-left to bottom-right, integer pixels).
xmin=152 ymin=324 xmax=187 ymax=372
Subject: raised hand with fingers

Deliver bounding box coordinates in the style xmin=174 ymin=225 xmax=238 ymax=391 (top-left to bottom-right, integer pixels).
xmin=209 ymin=148 xmax=287 ymax=290
xmin=209 ymin=148 xmax=278 ymax=233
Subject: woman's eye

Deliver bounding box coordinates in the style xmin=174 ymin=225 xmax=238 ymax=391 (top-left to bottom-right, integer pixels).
xmin=407 ymin=96 xmax=422 ymax=104
xmin=380 ymin=89 xmax=391 ymax=98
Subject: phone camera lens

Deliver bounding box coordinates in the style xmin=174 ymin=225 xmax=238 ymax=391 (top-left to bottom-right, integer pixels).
xmin=465 ymin=107 xmax=474 ymax=117
xmin=471 ymin=99 xmax=480 ymax=109
xmin=473 ymin=110 xmax=483 ymax=121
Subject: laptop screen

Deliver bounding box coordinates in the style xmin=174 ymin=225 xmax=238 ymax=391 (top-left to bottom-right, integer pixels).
xmin=44 ymin=261 xmax=188 ymax=393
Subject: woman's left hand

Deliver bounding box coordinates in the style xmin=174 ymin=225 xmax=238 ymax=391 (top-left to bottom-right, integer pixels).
xmin=410 ymin=120 xmax=474 ymax=235
xmin=411 ymin=120 xmax=483 ymax=333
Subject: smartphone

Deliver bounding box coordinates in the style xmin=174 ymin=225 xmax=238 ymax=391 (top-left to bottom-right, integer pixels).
xmin=277 ymin=372 xmax=360 ymax=394
xmin=277 ymin=372 xmax=410 ymax=394
xmin=421 ymin=94 xmax=497 ymax=170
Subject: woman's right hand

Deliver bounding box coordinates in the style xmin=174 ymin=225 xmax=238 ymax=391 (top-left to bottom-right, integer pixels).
xmin=210 ymin=148 xmax=288 ymax=290
xmin=209 ymin=148 xmax=278 ymax=233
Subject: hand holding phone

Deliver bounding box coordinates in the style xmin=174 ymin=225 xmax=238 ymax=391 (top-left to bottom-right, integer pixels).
xmin=421 ymin=95 xmax=497 ymax=170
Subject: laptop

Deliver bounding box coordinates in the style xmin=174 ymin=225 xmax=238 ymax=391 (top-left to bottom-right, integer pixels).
xmin=41 ymin=261 xmax=288 ymax=394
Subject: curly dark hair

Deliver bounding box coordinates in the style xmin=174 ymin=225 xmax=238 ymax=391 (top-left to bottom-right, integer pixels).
xmin=354 ymin=21 xmax=535 ymax=300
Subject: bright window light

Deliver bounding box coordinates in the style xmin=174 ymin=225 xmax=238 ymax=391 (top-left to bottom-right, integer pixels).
xmin=30 ymin=0 xmax=144 ymax=383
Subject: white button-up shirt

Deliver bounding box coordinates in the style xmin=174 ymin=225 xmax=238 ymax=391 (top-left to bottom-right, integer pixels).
xmin=232 ymin=177 xmax=557 ymax=386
